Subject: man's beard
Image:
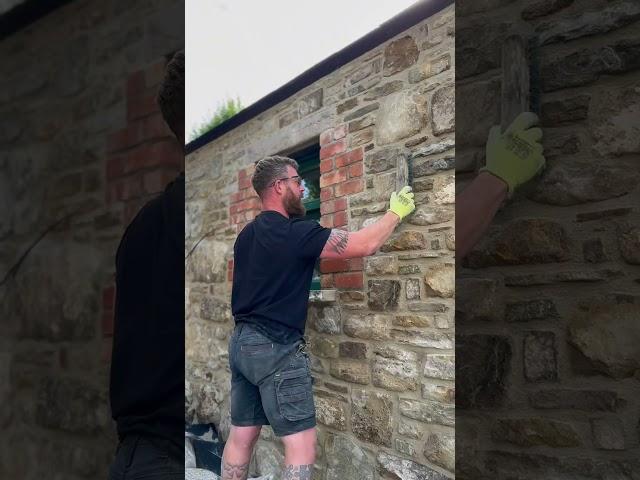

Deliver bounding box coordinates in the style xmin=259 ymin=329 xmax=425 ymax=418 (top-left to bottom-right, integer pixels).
xmin=284 ymin=188 xmax=306 ymax=217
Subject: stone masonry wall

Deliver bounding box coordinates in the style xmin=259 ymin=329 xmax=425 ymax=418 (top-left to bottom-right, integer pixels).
xmin=0 ymin=1 xmax=183 ymax=478
xmin=185 ymin=5 xmax=455 ymax=479
xmin=456 ymin=0 xmax=640 ymax=478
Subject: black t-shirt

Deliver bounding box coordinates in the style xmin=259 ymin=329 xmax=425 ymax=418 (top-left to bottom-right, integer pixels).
xmin=109 ymin=173 xmax=184 ymax=450
xmin=231 ymin=210 xmax=331 ymax=344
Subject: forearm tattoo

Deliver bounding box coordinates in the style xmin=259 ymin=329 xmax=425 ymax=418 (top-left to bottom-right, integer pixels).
xmin=283 ymin=464 xmax=313 ymax=480
xmin=221 ymin=460 xmax=249 ymax=480
xmin=327 ymin=229 xmax=349 ymax=254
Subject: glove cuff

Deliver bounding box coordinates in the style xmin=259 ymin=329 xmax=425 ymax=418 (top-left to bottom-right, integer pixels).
xmin=479 ymin=166 xmax=514 ymax=196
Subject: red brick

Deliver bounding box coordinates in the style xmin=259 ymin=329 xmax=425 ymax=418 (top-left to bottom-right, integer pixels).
xmin=145 ymin=59 xmax=168 ymax=89
xmin=103 ymin=285 xmax=115 ymax=309
xmin=102 ymin=338 xmax=113 ymax=363
xmin=320 ymin=168 xmax=348 ymax=188
xmin=123 ymin=176 xmax=143 ymax=200
xmin=320 ymin=158 xmax=333 ymax=174
xmin=126 ymin=70 xmax=146 ymax=99
xmin=231 ymin=191 xmax=245 ymax=203
xmin=127 ymin=93 xmax=158 ymax=121
xmin=239 ymin=176 xmax=252 ymax=190
xmin=236 ymin=197 xmax=262 ymax=212
xmin=143 ymin=168 xmax=177 ymax=194
xmin=335 ymin=147 xmax=364 ymax=168
xmin=334 ymin=210 xmax=348 ymax=227
xmin=334 ymin=124 xmax=348 ymax=140
xmin=320 ymin=129 xmax=333 ymax=146
xmin=335 ymin=178 xmax=364 ymax=197
xmin=320 ymin=187 xmax=334 ymax=202
xmin=334 ymin=272 xmax=364 ymax=289
xmin=321 ymin=274 xmax=335 ymax=288
xmin=102 ymin=310 xmax=114 ymax=337
xmin=349 ymin=161 xmax=363 ymax=178
xmin=107 ymin=156 xmax=125 ymax=181
xmin=319 ymin=139 xmax=347 ymax=160
xmin=227 ymin=259 xmax=234 ymax=282
xmin=335 ymin=197 xmax=348 ymax=211
xmin=320 ymin=215 xmax=333 ymax=228
xmin=141 ymin=113 xmax=171 ymax=141
xmin=320 ymin=258 xmax=350 ymax=273
xmin=349 ymin=258 xmax=364 ymax=271
xmin=107 ymin=124 xmax=141 ymax=153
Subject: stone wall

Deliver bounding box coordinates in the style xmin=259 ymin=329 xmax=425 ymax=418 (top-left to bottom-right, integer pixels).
xmin=456 ymin=0 xmax=640 ymax=477
xmin=0 ymin=1 xmax=183 ymax=478
xmin=186 ymin=5 xmax=455 ymax=479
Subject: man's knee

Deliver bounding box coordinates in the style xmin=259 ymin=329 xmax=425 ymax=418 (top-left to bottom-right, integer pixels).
xmin=228 ymin=425 xmax=262 ymax=449
xmin=281 ymin=427 xmax=316 ymax=451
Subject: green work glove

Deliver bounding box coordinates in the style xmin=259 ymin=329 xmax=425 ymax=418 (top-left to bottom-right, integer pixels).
xmin=481 ymin=111 xmax=546 ymax=194
xmin=388 ymin=186 xmax=415 ymax=220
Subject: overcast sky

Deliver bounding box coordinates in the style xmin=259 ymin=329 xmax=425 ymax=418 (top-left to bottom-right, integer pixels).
xmin=186 ymin=0 xmax=419 ymax=141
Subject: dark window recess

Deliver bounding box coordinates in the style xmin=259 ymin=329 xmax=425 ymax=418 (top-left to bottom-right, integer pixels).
xmin=291 ymin=144 xmax=321 ymax=290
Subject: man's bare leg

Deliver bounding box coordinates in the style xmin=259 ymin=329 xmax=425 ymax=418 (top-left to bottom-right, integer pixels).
xmin=221 ymin=425 xmax=261 ymax=480
xmin=280 ymin=427 xmax=316 ymax=480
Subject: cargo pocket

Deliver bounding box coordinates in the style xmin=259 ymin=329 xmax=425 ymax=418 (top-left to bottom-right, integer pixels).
xmin=275 ymin=367 xmax=315 ymax=421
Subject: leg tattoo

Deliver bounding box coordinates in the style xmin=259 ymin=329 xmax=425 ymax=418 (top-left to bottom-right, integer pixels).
xmin=282 ymin=464 xmax=313 ymax=480
xmin=221 ymin=460 xmax=249 ymax=480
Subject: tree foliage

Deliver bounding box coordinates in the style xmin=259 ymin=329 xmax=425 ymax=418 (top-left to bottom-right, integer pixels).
xmin=190 ymin=97 xmax=243 ymax=140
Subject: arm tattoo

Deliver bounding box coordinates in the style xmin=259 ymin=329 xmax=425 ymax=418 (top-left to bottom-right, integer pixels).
xmin=327 ymin=229 xmax=349 ymax=254
xmin=221 ymin=459 xmax=249 ymax=480
xmin=283 ymin=464 xmax=313 ymax=480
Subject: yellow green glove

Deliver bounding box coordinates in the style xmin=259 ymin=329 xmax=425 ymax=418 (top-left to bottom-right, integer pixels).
xmin=481 ymin=111 xmax=546 ymax=194
xmin=388 ymin=186 xmax=415 ymax=220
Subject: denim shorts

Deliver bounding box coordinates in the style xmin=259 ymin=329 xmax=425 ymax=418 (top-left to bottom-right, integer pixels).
xmin=228 ymin=322 xmax=316 ymax=437
xmin=108 ymin=435 xmax=184 ymax=480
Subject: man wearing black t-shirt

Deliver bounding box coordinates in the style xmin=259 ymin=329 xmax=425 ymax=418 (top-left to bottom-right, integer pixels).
xmin=108 ymin=51 xmax=184 ymax=480
xmin=222 ymin=155 xmax=415 ymax=480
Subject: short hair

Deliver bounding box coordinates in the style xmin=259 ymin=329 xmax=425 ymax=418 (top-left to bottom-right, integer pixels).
xmin=156 ymin=50 xmax=184 ymax=142
xmin=252 ymin=156 xmax=299 ymax=197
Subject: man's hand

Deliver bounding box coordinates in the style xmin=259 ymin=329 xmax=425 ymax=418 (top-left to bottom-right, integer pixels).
xmin=482 ymin=111 xmax=545 ymax=194
xmin=388 ymin=186 xmax=415 ymax=221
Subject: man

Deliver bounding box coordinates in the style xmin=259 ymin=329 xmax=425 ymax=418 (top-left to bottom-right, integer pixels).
xmin=108 ymin=51 xmax=185 ymax=480
xmin=222 ymin=156 xmax=415 ymax=480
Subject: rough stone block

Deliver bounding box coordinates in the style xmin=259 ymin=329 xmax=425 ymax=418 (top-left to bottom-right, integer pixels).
xmin=399 ymin=398 xmax=454 ymax=427
xmin=424 ymin=354 xmax=454 ymax=380
xmin=343 ymin=313 xmax=391 ymax=340
xmin=315 ymin=392 xmax=347 ymax=431
xmin=591 ymin=417 xmax=625 ymax=450
xmin=491 ymin=418 xmax=581 ymax=447
xmin=330 ymin=359 xmax=370 ymax=385
xmin=524 ymin=332 xmax=558 ymax=382
xmin=383 ymin=36 xmax=419 ymax=76
xmin=457 ymin=335 xmax=511 ymax=409
xmin=365 ymin=255 xmax=397 ymax=275
xmin=376 ymin=89 xmax=428 ymax=145
xmin=372 ymin=347 xmax=419 ymax=392
xmin=424 ymin=431 xmax=455 ymax=473
xmin=431 ymin=85 xmax=454 ymax=136
xmin=367 ymin=280 xmax=401 ymax=311
xmin=325 ymin=434 xmax=374 ymax=480
xmin=505 ymin=299 xmax=558 ymax=322
xmin=465 ymin=219 xmax=571 ymax=267
xmin=352 ymin=389 xmax=393 ymax=446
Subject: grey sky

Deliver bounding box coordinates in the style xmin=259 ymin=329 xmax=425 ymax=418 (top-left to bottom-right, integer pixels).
xmin=186 ymin=0 xmax=419 ymax=141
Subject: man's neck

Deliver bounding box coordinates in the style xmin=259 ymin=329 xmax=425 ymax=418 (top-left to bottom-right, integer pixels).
xmin=261 ymin=202 xmax=289 ymax=218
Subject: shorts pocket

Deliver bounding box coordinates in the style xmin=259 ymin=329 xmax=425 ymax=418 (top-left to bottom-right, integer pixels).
xmin=275 ymin=367 xmax=315 ymax=421
xmin=240 ymin=341 xmax=274 ymax=356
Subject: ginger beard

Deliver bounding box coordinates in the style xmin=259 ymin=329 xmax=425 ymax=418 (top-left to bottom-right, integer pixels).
xmin=283 ymin=183 xmax=306 ymax=217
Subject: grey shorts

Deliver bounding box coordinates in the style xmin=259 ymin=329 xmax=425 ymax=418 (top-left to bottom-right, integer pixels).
xmin=228 ymin=322 xmax=316 ymax=437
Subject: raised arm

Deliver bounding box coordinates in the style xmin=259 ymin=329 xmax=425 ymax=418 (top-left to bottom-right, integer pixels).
xmin=320 ymin=186 xmax=414 ymax=259
xmin=457 ymin=111 xmax=545 ymax=260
